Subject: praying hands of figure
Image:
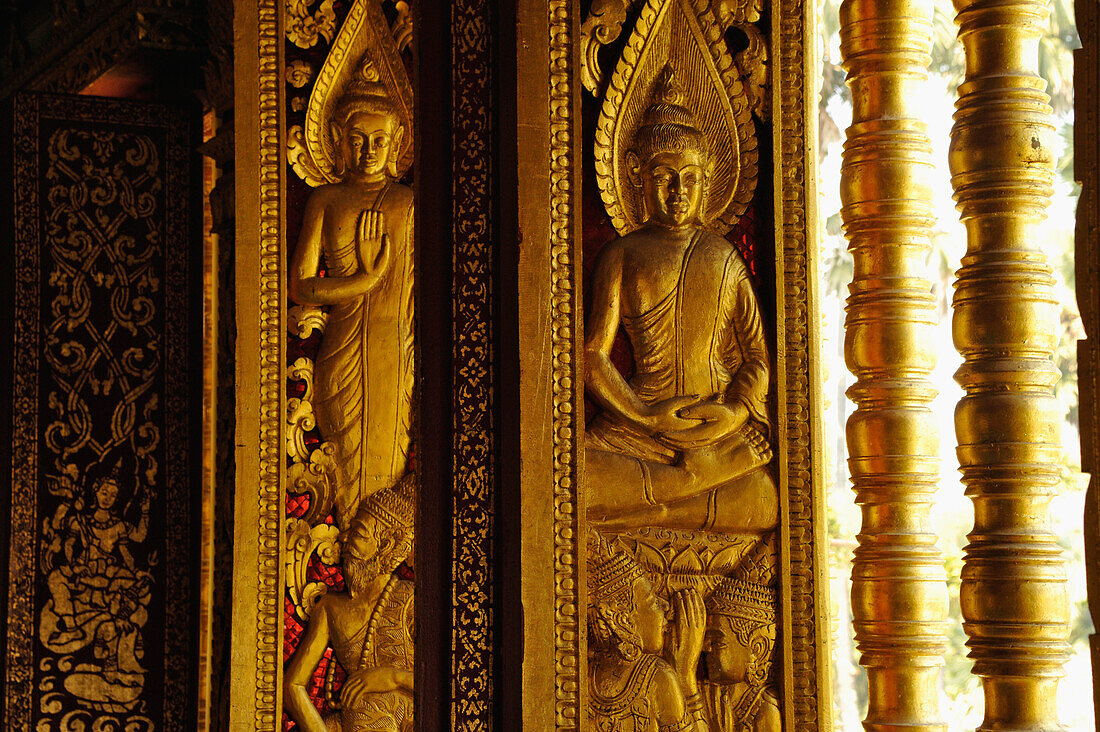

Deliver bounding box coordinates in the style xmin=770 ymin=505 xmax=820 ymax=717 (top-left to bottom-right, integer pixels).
xmin=667 ymin=587 xmax=706 ymax=697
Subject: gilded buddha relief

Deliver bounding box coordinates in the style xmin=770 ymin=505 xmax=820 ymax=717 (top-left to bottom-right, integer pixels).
xmin=581 ymin=0 xmax=781 ymax=727
xmin=279 ymin=1 xmax=417 ymax=729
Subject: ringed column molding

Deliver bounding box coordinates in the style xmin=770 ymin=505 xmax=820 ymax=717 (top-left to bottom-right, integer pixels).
xmin=839 ymin=0 xmax=950 ymax=729
xmin=948 ymin=0 xmax=1072 ymax=727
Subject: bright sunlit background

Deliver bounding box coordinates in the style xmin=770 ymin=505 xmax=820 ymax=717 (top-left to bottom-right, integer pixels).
xmin=816 ymin=0 xmax=1092 ymax=728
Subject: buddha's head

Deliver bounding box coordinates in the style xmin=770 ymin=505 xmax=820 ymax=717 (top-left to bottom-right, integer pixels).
xmin=341 ymin=474 xmax=415 ymax=598
xmin=587 ymin=533 xmax=669 ymax=660
xmin=703 ymin=572 xmax=776 ymax=686
xmin=629 ymin=65 xmax=711 ymax=229
xmin=331 ymin=63 xmax=405 ymax=183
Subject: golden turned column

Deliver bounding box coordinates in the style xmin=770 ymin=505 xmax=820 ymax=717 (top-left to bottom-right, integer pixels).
xmin=839 ymin=0 xmax=950 ymax=730
xmin=949 ymin=0 xmax=1072 ymax=728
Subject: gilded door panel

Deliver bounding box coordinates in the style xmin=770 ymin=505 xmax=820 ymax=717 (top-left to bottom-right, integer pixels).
xmin=280 ymin=2 xmax=418 ymax=730
xmin=524 ymin=0 xmax=828 ymax=726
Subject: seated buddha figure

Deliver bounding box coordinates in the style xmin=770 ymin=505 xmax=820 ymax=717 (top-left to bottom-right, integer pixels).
xmin=585 ymin=67 xmax=777 ymax=534
xmin=587 ymin=532 xmax=709 ymax=732
xmin=701 ymin=537 xmax=781 ymax=732
xmin=284 ymin=476 xmax=416 ymax=732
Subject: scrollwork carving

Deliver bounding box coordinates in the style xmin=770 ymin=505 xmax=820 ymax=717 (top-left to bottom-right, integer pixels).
xmin=285 ymin=517 xmax=341 ymax=620
xmin=580 ymin=0 xmax=632 ymax=94
xmin=287 ymin=59 xmax=317 ymax=89
xmin=286 ymin=0 xmax=337 ymax=49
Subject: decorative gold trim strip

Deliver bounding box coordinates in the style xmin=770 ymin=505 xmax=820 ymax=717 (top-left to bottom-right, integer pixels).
xmin=450 ymin=0 xmax=497 ymax=723
xmin=949 ymin=0 xmax=1072 ymax=725
xmin=773 ymin=0 xmax=830 ymax=726
xmin=549 ymin=0 xmax=586 ymax=722
xmin=838 ymin=0 xmax=949 ymax=728
xmin=254 ymin=0 xmax=285 ymax=725
xmin=229 ymin=0 xmax=285 ymax=726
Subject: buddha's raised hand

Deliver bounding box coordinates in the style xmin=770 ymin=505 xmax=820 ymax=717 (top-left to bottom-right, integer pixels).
xmin=356 ymin=209 xmax=392 ymax=286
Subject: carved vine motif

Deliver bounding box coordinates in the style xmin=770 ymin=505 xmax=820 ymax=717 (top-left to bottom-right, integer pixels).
xmin=287 ymin=59 xmax=317 ymax=89
xmin=285 ymin=342 xmax=345 ymax=619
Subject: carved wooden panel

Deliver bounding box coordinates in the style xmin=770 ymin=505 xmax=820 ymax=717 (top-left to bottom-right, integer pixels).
xmin=513 ymin=0 xmax=828 ymax=726
xmin=230 ymin=0 xmax=824 ymax=726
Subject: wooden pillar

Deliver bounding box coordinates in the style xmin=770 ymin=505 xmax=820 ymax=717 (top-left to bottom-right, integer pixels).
xmin=949 ymin=0 xmax=1073 ymax=726
xmin=839 ymin=0 xmax=950 ymax=728
xmin=1074 ymin=0 xmax=1100 ymax=724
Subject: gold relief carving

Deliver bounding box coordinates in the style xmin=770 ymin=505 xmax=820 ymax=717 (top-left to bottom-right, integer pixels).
xmin=286 ymin=0 xmax=337 ymax=49
xmin=593 ymin=0 xmax=760 ymax=236
xmin=285 ymin=354 xmax=345 ymax=616
xmin=283 ymin=479 xmax=416 ymax=731
xmin=548 ymin=0 xmax=584 ymax=721
xmin=287 ymin=0 xmax=417 ymax=527
xmin=772 ymin=0 xmax=825 ymax=722
xmin=581 ymin=0 xmax=632 ymax=94
xmin=617 ymin=529 xmax=757 ymax=595
xmin=284 ymin=518 xmax=341 ymax=618
xmin=585 ymin=65 xmax=776 ymax=535
xmin=287 ymin=59 xmax=318 ymax=89
xmin=701 ymin=537 xmax=780 ymax=732
xmin=728 ymin=24 xmax=768 ymax=122
xmin=252 ymin=0 xmax=284 ymax=726
xmin=280 ymin=0 xmax=419 ymax=727
xmin=392 ymin=1 xmax=413 ymax=53
xmin=586 ymin=531 xmax=780 ymax=732
xmin=587 ymin=533 xmax=711 ymax=731
xmin=582 ymin=0 xmax=794 ymax=724
xmin=288 ymin=303 xmax=329 ymax=338
xmin=287 ymin=0 xmax=414 ymax=187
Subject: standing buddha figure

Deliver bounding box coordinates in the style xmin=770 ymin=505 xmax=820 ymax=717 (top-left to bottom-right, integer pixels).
xmin=290 ymin=63 xmax=415 ymax=527
xmin=585 ymin=65 xmax=777 ymax=534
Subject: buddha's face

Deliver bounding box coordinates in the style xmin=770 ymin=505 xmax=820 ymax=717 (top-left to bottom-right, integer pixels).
xmin=704 ymin=615 xmax=753 ymax=684
xmin=641 ymin=149 xmax=706 ymax=229
xmin=630 ymin=576 xmax=669 ymax=654
xmin=340 ymin=111 xmax=399 ymax=180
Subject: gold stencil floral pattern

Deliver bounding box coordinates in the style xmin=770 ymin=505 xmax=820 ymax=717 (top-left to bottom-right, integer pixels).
xmin=8 ymin=95 xmax=196 ymax=732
